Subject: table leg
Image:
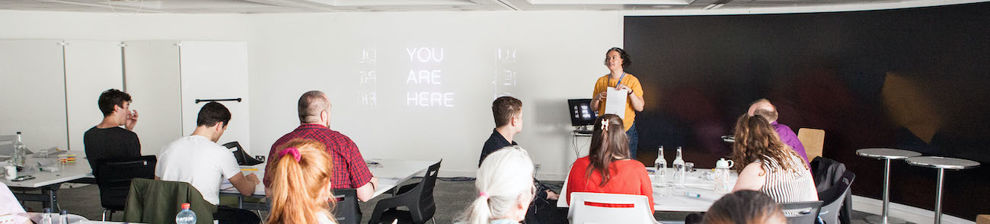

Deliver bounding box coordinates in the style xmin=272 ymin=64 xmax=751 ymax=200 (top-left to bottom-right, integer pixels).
xmin=238 ymin=195 xmax=244 ymax=209
xmin=934 ymin=168 xmax=944 ymax=224
xmin=882 ymin=158 xmax=891 ymax=224
xmin=43 ymin=183 xmax=61 ymax=211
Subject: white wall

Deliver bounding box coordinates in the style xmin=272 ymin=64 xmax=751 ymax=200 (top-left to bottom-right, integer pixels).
xmin=246 ymin=12 xmax=621 ymax=178
xmin=0 ymin=10 xmax=621 ymax=179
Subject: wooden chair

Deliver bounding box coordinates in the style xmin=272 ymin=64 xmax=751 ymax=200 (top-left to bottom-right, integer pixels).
xmin=798 ymin=128 xmax=825 ymax=160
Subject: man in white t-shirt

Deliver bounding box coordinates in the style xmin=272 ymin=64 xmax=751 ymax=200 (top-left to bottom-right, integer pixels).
xmin=156 ymin=102 xmax=260 ymax=224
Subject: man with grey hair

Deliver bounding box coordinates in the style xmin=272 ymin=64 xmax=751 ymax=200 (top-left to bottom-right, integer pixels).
xmin=748 ymin=98 xmax=809 ymax=165
xmin=264 ymin=90 xmax=379 ymax=201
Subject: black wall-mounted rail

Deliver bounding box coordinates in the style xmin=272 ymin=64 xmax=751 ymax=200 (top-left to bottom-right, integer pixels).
xmin=195 ymin=98 xmax=242 ymax=104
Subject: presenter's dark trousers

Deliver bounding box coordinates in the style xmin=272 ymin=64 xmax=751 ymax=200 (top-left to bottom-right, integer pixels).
xmin=627 ymin=122 xmax=639 ymax=159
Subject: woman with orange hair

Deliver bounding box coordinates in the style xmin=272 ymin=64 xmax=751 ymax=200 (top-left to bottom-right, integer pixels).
xmin=266 ymin=138 xmax=337 ymax=224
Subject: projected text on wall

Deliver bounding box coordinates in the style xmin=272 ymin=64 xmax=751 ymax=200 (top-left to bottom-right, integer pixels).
xmin=406 ymin=47 xmax=454 ymax=108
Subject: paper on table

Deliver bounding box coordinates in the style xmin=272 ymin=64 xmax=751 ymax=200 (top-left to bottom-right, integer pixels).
xmin=604 ymin=87 xmax=628 ymax=119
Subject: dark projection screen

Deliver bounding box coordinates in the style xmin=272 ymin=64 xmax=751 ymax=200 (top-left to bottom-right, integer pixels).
xmin=624 ymin=2 xmax=989 ymax=219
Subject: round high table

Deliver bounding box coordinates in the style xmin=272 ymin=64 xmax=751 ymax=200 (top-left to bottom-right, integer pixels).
xmin=904 ymin=156 xmax=980 ymax=224
xmin=857 ymin=148 xmax=921 ymax=224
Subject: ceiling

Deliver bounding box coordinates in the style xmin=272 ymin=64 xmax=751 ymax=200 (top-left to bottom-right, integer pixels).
xmin=0 ymin=0 xmax=978 ymax=13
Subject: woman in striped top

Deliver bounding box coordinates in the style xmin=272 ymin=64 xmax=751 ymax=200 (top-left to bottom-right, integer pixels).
xmin=730 ymin=114 xmax=818 ymax=203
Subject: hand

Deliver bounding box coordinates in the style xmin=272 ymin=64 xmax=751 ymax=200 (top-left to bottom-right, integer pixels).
xmin=546 ymin=190 xmax=559 ymax=200
xmin=124 ymin=110 xmax=139 ymax=130
xmin=595 ymin=91 xmax=607 ymax=102
xmin=246 ymin=173 xmax=260 ymax=184
xmin=616 ymin=84 xmax=632 ymax=95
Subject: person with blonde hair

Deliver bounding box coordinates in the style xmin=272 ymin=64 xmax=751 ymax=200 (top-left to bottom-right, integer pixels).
xmin=731 ymin=114 xmax=818 ymax=203
xmin=267 ymin=138 xmax=337 ymax=224
xmin=457 ymin=146 xmax=536 ymax=224
xmin=702 ymin=190 xmax=786 ymax=224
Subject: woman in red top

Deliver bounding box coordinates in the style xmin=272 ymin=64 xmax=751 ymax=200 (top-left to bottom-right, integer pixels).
xmin=566 ymin=114 xmax=654 ymax=211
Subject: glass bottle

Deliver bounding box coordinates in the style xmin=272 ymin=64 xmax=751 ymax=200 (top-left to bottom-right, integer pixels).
xmin=672 ymin=147 xmax=685 ymax=187
xmin=653 ymin=146 xmax=667 ymax=185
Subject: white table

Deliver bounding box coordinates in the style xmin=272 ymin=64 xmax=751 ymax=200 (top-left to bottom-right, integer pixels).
xmin=2 ymin=156 xmax=92 ymax=211
xmin=557 ymin=167 xmax=737 ymax=212
xmin=221 ymin=158 xmax=438 ymax=210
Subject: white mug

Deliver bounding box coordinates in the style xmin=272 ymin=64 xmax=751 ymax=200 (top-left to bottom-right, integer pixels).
xmin=4 ymin=165 xmax=16 ymax=180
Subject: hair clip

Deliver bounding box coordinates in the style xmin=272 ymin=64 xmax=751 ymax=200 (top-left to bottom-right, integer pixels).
xmin=278 ymin=147 xmax=302 ymax=162
xmin=601 ymin=119 xmax=610 ymax=132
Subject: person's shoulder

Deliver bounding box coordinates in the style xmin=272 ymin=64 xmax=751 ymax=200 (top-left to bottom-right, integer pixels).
xmin=617 ymin=159 xmax=646 ymax=168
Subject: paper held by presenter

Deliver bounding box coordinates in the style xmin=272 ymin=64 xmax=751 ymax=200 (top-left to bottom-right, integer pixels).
xmin=604 ymin=87 xmax=628 ymax=119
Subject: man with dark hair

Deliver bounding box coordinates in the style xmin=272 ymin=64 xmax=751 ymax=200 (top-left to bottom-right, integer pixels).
xmin=156 ymin=102 xmax=260 ymax=224
xmin=480 ymin=96 xmax=523 ymax=165
xmin=747 ymin=98 xmax=809 ymax=165
xmin=264 ymin=90 xmax=378 ymax=201
xmin=481 ymin=96 xmax=565 ymax=224
xmin=84 ymin=89 xmax=141 ymax=172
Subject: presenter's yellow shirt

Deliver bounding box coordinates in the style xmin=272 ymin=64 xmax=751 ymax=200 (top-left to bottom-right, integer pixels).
xmin=593 ymin=73 xmax=644 ymax=131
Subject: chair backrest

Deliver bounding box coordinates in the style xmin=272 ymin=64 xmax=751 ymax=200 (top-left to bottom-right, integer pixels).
xmin=781 ymin=201 xmax=824 ymax=224
xmin=797 ymin=128 xmax=825 ymax=160
xmin=124 ymin=178 xmax=216 ymax=224
xmin=568 ymin=192 xmax=656 ymax=224
xmin=818 ymin=170 xmax=855 ymax=224
xmin=333 ymin=188 xmax=361 ymax=224
xmin=95 ymin=156 xmax=157 ymax=210
xmin=411 ymin=160 xmax=442 ymax=222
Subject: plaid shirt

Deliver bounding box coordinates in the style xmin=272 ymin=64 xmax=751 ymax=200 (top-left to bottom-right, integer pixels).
xmin=264 ymin=124 xmax=373 ymax=189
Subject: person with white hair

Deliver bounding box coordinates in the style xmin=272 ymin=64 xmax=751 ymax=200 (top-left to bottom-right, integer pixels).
xmin=456 ymin=146 xmax=536 ymax=224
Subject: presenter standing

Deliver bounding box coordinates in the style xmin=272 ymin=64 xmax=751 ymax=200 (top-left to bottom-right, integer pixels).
xmin=591 ymin=47 xmax=645 ymax=159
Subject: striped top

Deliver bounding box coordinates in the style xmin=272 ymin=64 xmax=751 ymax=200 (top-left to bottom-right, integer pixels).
xmin=758 ymin=154 xmax=818 ymax=203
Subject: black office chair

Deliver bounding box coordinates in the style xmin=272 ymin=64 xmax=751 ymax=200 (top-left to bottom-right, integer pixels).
xmin=782 ymin=200 xmax=824 ymax=224
xmin=368 ymin=160 xmax=441 ymax=224
xmin=333 ymin=188 xmax=362 ymax=224
xmin=94 ymin=156 xmax=157 ymax=221
xmin=222 ymin=141 xmax=264 ymax=166
xmin=818 ymin=170 xmax=855 ymax=224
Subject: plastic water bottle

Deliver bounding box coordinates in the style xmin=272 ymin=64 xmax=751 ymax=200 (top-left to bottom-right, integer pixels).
xmin=176 ymin=203 xmax=196 ymax=224
xmin=41 ymin=208 xmax=53 ymax=224
xmin=12 ymin=132 xmax=27 ymax=167
xmin=653 ymin=146 xmax=667 ymax=184
xmin=672 ymin=147 xmax=686 ymax=187
xmin=59 ymin=210 xmax=69 ymax=224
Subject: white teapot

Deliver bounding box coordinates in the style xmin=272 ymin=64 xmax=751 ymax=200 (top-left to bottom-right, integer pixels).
xmin=716 ymin=158 xmax=734 ymax=169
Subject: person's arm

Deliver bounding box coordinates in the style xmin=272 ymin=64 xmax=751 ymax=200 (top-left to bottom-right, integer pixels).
xmin=616 ymin=83 xmax=645 ymax=112
xmin=355 ymin=177 xmax=379 ymax=202
xmin=638 ymin=165 xmax=655 ymax=212
xmin=228 ymin=173 xmax=260 ymax=196
xmin=732 ymin=162 xmax=767 ymax=192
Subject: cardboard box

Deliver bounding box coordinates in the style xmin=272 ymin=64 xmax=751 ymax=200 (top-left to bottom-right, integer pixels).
xmin=977 ymin=214 xmax=990 ymax=224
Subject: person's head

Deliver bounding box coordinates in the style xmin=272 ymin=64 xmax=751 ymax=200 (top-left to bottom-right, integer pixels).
xmin=731 ymin=114 xmax=801 ymax=173
xmin=298 ymin=90 xmax=331 ymax=127
xmin=97 ymin=89 xmax=133 ymax=125
xmin=604 ymin=47 xmax=631 ymax=71
xmin=196 ymin=102 xmax=231 ymax=142
xmin=458 ymin=146 xmax=535 ymax=224
xmin=703 ymin=190 xmax=786 ymax=224
xmin=746 ymin=99 xmax=778 ymax=123
xmin=587 ymin=114 xmax=629 ymax=186
xmin=267 ymin=138 xmax=336 ymax=224
xmin=492 ymin=96 xmax=523 ymax=133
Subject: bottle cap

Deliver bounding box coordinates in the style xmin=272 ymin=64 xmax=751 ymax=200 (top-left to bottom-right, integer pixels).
xmin=43 ymin=208 xmax=51 ymax=213
xmin=61 ymin=210 xmax=68 ymax=215
xmin=181 ymin=203 xmax=191 ymax=210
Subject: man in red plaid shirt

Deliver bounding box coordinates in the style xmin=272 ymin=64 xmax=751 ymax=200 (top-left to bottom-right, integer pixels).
xmin=264 ymin=90 xmax=379 ymax=201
